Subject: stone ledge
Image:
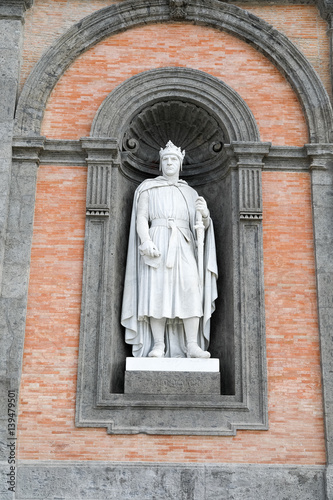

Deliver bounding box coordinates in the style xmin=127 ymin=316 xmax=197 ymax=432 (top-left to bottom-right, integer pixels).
xmin=125 ymin=357 xmax=220 ymax=372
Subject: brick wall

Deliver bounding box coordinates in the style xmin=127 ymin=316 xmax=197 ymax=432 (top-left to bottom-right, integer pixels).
xmin=20 ymin=0 xmax=123 ymax=91
xmin=17 ymin=2 xmax=327 ymax=465
xmin=21 ymin=2 xmax=330 ymax=98
xmin=17 ymin=167 xmax=325 ymax=464
xmin=40 ymin=23 xmax=307 ymax=145
xmin=240 ymin=3 xmax=331 ymax=99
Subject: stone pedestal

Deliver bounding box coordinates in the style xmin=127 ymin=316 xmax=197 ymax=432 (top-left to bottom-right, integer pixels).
xmin=124 ymin=358 xmax=221 ymax=395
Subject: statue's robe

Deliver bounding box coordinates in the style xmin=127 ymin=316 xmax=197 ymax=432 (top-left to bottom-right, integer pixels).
xmin=121 ymin=176 xmax=218 ymax=357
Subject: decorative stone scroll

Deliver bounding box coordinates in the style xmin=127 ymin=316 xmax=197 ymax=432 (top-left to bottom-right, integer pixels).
xmin=169 ymin=0 xmax=188 ymax=19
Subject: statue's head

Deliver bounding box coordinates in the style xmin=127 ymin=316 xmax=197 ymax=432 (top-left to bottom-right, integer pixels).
xmin=159 ymin=140 xmax=185 ymax=171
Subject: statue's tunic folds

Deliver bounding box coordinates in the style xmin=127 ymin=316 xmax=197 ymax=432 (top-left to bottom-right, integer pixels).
xmin=121 ymin=177 xmax=218 ymax=357
xmin=138 ymin=181 xmax=202 ymax=320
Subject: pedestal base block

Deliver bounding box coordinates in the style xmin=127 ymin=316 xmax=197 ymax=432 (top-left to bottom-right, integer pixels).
xmin=125 ymin=371 xmax=221 ymax=395
xmin=125 ymin=357 xmax=221 ymax=395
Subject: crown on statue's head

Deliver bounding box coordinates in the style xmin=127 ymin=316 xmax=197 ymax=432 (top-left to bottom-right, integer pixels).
xmin=159 ymin=140 xmax=185 ymax=170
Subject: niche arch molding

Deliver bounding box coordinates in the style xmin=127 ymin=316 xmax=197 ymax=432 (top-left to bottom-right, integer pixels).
xmin=91 ymin=67 xmax=260 ymax=184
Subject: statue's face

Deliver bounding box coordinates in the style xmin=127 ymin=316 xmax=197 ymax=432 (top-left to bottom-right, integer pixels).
xmin=161 ymin=154 xmax=181 ymax=177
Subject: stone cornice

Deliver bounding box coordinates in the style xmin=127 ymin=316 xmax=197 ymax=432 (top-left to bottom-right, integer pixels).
xmin=305 ymin=143 xmax=333 ymax=170
xmin=12 ymin=136 xmax=45 ymax=163
xmin=12 ymin=138 xmax=319 ymax=173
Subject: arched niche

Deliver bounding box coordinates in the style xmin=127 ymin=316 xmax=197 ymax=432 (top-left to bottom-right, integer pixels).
xmin=77 ymin=67 xmax=270 ymax=435
xmin=91 ymin=67 xmax=260 ymax=184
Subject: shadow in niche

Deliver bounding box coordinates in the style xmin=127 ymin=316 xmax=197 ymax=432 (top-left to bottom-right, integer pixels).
xmin=107 ymin=171 xmax=136 ymax=395
xmin=195 ymin=176 xmax=236 ymax=396
xmin=107 ymin=162 xmax=236 ymax=397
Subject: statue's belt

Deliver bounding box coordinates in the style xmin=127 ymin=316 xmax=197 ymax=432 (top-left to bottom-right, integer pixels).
xmin=150 ymin=218 xmax=189 ymax=229
xmin=150 ymin=218 xmax=191 ymax=268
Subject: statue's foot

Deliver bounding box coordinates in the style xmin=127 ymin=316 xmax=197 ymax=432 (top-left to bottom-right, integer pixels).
xmin=148 ymin=343 xmax=165 ymax=358
xmin=187 ymin=342 xmax=210 ymax=359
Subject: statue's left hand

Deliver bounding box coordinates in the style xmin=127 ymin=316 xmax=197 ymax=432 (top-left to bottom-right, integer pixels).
xmin=196 ymin=197 xmax=209 ymax=218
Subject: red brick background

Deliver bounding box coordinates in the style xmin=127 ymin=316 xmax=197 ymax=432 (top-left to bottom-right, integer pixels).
xmin=17 ymin=2 xmax=327 ymax=465
xmin=40 ymin=23 xmax=307 ymax=146
xmin=20 ymin=0 xmax=122 ymax=91
xmin=21 ymin=3 xmax=330 ymax=99
xmin=17 ymin=167 xmax=325 ymax=464
xmin=242 ymin=4 xmax=331 ymax=99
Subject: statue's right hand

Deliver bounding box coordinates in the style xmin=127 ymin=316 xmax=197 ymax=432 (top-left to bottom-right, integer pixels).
xmin=139 ymin=240 xmax=161 ymax=258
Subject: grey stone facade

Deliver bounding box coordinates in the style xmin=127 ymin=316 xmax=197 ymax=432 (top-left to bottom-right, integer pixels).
xmin=1 ymin=0 xmax=333 ymax=498
xmin=15 ymin=462 xmax=327 ymax=500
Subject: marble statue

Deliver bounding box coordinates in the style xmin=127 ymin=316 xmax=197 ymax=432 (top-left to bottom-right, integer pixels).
xmin=121 ymin=141 xmax=218 ymax=358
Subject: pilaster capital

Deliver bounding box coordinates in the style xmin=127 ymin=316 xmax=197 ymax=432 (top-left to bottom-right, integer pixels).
xmin=80 ymin=137 xmax=120 ymax=166
xmin=0 ymin=0 xmax=34 ymax=20
xmin=226 ymin=142 xmax=271 ymax=167
xmin=12 ymin=136 xmax=45 ymax=164
xmin=305 ymin=143 xmax=333 ymax=171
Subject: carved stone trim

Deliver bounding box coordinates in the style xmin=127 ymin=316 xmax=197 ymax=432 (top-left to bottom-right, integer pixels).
xmin=169 ymin=0 xmax=188 ymax=19
xmin=85 ymin=165 xmax=111 ymax=216
xmin=264 ymin=146 xmax=309 ymax=171
xmin=41 ymin=139 xmax=86 ymax=166
xmin=227 ymin=142 xmax=270 ymax=219
xmin=306 ymin=143 xmax=333 ymax=170
xmin=239 ymin=168 xmax=262 ymax=218
xmin=326 ymin=12 xmax=333 ymax=100
xmin=86 ymin=209 xmax=109 ymax=217
xmin=24 ymin=140 xmax=312 ymax=172
xmin=14 ymin=0 xmax=333 ymax=143
xmin=305 ymin=144 xmax=333 ymax=469
xmin=12 ymin=136 xmax=45 ymax=164
xmin=81 ymin=138 xmax=119 ymax=217
xmin=0 ymin=0 xmax=34 ymax=19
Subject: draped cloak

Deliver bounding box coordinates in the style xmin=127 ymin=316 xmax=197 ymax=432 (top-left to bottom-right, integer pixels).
xmin=121 ymin=176 xmax=218 ymax=358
